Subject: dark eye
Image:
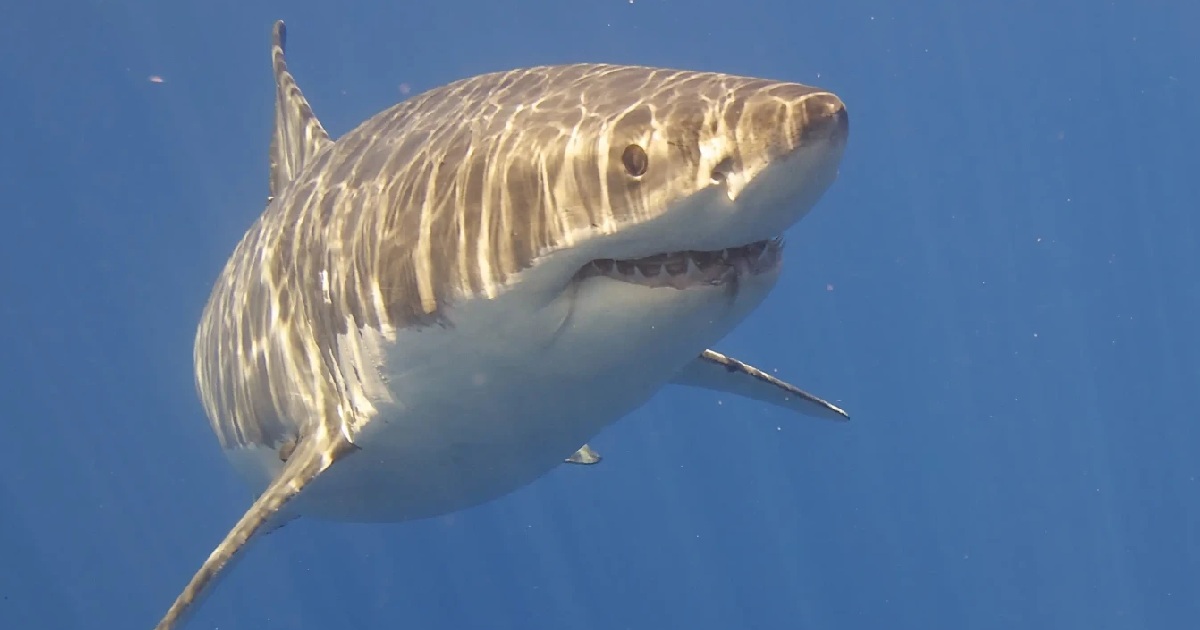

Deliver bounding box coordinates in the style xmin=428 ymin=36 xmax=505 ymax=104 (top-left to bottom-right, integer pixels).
xmin=621 ymin=144 xmax=648 ymax=177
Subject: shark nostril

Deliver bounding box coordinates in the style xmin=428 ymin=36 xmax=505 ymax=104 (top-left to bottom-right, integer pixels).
xmin=710 ymin=157 xmax=735 ymax=185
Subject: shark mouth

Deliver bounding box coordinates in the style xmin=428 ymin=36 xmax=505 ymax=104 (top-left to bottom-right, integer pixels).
xmin=575 ymin=238 xmax=784 ymax=289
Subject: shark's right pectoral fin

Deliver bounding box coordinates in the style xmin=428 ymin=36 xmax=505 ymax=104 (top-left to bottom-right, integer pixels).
xmin=672 ymin=349 xmax=849 ymax=421
xmin=565 ymin=444 xmax=601 ymax=464
xmin=153 ymin=432 xmax=358 ymax=630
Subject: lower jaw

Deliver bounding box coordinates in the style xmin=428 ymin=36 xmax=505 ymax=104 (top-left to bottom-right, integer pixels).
xmin=573 ymin=238 xmax=784 ymax=289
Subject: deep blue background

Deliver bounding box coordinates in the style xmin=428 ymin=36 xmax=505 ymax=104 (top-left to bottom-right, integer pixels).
xmin=1 ymin=1 xmax=1197 ymax=628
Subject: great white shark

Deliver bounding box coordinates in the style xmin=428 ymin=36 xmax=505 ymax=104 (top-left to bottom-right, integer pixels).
xmin=154 ymin=19 xmax=851 ymax=629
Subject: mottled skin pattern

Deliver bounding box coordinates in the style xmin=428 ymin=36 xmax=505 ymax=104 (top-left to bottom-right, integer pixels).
xmin=159 ymin=19 xmax=848 ymax=630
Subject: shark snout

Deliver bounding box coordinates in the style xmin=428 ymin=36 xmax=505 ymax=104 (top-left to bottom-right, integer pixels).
xmin=798 ymin=92 xmax=849 ymax=146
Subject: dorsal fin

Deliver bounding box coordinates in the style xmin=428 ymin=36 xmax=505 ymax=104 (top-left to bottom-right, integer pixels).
xmin=268 ymin=20 xmax=332 ymax=200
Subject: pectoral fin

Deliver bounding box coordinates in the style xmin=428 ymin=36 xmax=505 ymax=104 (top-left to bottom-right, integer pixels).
xmin=672 ymin=349 xmax=849 ymax=421
xmin=565 ymin=444 xmax=602 ymax=464
xmin=153 ymin=431 xmax=358 ymax=630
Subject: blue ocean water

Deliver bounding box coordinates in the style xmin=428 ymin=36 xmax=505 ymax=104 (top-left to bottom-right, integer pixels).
xmin=1 ymin=1 xmax=1196 ymax=628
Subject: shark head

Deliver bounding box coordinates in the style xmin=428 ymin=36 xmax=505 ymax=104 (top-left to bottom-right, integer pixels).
xmin=353 ymin=64 xmax=850 ymax=317
xmin=546 ymin=67 xmax=849 ymax=264
xmin=356 ymin=65 xmax=850 ymax=390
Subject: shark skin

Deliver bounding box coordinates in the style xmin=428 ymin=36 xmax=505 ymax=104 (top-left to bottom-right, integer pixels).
xmin=153 ymin=19 xmax=850 ymax=629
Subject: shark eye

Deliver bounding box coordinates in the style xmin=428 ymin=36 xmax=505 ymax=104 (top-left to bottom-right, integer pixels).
xmin=621 ymin=144 xmax=648 ymax=177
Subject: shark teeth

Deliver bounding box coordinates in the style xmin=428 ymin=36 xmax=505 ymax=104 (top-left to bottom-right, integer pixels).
xmin=577 ymin=238 xmax=784 ymax=289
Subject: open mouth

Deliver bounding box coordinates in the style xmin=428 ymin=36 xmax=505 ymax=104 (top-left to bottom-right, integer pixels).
xmin=574 ymin=238 xmax=784 ymax=289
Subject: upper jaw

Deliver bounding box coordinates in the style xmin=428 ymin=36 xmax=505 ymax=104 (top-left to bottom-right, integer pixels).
xmin=574 ymin=238 xmax=784 ymax=289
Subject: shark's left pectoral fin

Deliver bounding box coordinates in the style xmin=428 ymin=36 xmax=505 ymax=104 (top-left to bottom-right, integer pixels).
xmin=565 ymin=444 xmax=601 ymax=464
xmin=673 ymin=349 xmax=849 ymax=421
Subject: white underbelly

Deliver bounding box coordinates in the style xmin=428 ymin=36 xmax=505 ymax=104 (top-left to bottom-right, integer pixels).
xmin=294 ymin=363 xmax=657 ymax=522
xmin=233 ymin=266 xmax=781 ymax=523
